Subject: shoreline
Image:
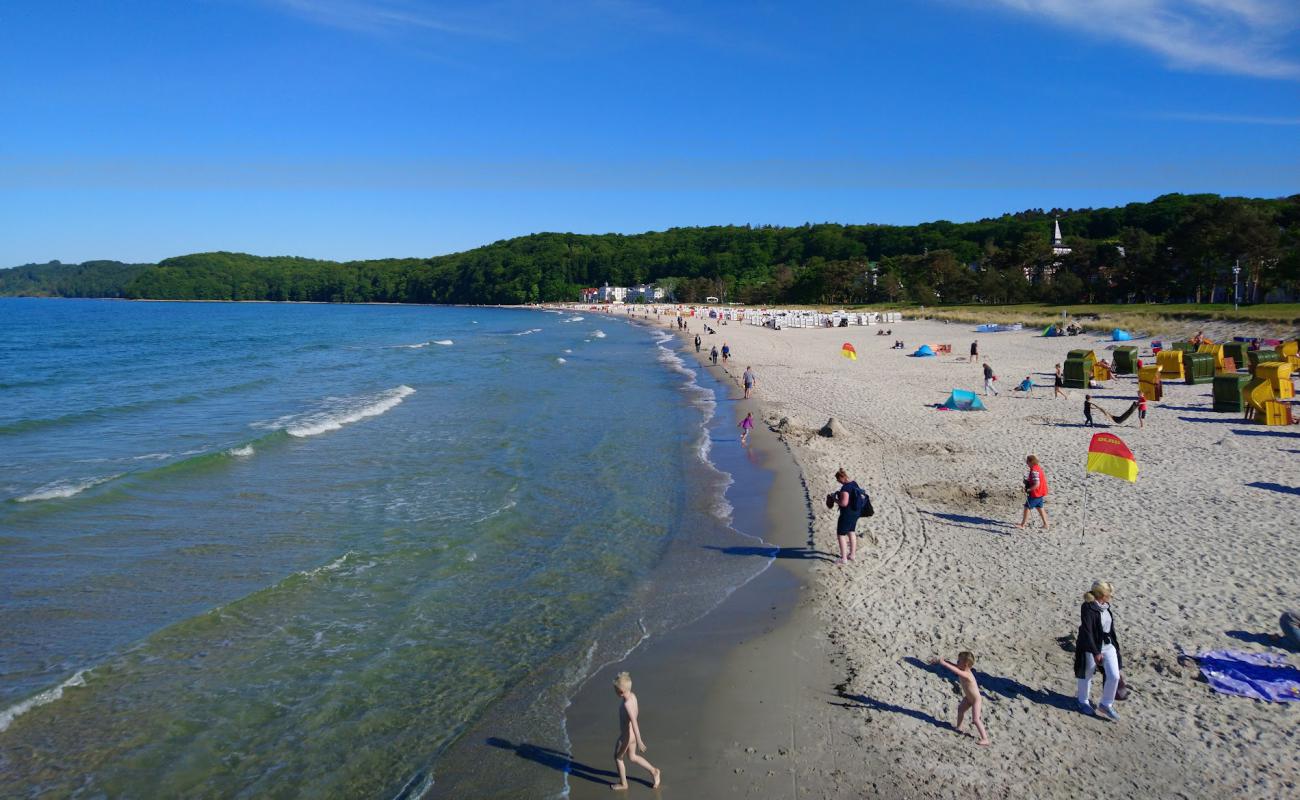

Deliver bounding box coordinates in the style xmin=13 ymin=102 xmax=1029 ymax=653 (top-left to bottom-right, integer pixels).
xmin=426 ymin=311 xmax=835 ymax=798
xmin=563 ymin=314 xmax=844 ymax=798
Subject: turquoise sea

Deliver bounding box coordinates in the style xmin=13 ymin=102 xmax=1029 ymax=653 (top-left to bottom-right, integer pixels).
xmin=0 ymin=299 xmax=773 ymax=797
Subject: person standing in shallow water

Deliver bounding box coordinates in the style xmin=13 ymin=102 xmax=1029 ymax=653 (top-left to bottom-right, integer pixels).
xmin=610 ymin=671 xmax=661 ymax=791
xmin=738 ymin=412 xmax=754 ymax=445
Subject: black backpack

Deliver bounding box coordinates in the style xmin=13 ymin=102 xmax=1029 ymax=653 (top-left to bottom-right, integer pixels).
xmin=850 ymin=483 xmax=874 ymax=517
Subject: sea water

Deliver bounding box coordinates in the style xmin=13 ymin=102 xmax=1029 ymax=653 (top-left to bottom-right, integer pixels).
xmin=0 ymin=299 xmax=773 ymax=797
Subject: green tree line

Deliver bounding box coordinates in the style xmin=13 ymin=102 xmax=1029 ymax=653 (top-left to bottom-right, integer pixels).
xmin=3 ymin=193 xmax=1297 ymax=306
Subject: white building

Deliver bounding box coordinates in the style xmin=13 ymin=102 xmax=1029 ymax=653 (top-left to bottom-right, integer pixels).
xmin=597 ymin=283 xmax=628 ymax=303
xmin=631 ymin=284 xmax=665 ymax=302
xmin=1051 ymin=219 xmax=1072 ymax=257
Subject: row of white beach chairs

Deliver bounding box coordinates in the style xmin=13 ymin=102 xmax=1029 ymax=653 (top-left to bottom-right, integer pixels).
xmin=745 ymin=311 xmax=903 ymax=329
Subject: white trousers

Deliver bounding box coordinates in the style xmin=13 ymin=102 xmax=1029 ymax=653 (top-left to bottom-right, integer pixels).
xmin=985 ymin=378 xmax=998 ymax=395
xmin=1077 ymin=642 xmax=1120 ymax=707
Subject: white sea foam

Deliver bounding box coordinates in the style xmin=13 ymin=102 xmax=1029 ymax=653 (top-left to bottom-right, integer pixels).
xmin=556 ymin=357 xmax=567 ymax=364
xmin=592 ymin=330 xmax=606 ymax=338
xmin=16 ymin=474 xmax=121 ymax=503
xmin=392 ymin=342 xmax=430 ymax=349
xmin=562 ymin=316 xmax=584 ymax=323
xmin=513 ymin=328 xmax=543 ymax=336
xmin=433 ymin=340 xmax=453 ymax=346
xmin=227 ymin=445 xmax=255 ymax=458
xmin=0 ymin=670 xmax=88 ymax=732
xmin=131 ymin=451 xmax=173 ymax=461
xmin=564 ymin=349 xmax=572 ymax=354
xmin=263 ymin=385 xmax=415 ymax=438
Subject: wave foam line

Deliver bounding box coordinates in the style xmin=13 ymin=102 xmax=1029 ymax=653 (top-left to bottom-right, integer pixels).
xmin=433 ymin=340 xmax=453 ymax=346
xmin=591 ymin=330 xmax=606 ymax=338
xmin=0 ymin=669 xmax=89 ymax=732
xmin=391 ymin=341 xmax=430 ymax=349
xmin=513 ymin=328 xmax=543 ymax=336
xmin=272 ymin=386 xmax=415 ymax=438
xmin=15 ymin=473 xmax=122 ymax=503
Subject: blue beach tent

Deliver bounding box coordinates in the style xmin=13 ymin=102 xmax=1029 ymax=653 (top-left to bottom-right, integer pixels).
xmin=941 ymin=389 xmax=986 ymax=411
xmin=1112 ymin=329 xmax=1132 ymax=341
xmin=911 ymin=344 xmax=936 ymax=357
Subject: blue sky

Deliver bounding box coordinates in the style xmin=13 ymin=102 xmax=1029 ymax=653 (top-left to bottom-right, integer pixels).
xmin=2 ymin=0 xmax=1298 ymax=264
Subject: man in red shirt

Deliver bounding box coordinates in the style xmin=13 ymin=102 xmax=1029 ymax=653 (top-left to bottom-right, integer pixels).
xmin=1016 ymin=454 xmax=1049 ymax=530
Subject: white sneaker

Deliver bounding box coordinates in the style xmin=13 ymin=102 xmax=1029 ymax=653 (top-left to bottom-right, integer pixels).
xmin=1100 ymin=704 xmax=1119 ymax=721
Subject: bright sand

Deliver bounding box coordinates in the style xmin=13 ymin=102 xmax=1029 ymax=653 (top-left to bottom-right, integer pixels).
xmin=584 ymin=308 xmax=1298 ymax=798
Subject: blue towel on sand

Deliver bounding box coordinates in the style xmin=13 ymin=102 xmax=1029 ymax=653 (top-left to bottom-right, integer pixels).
xmin=1195 ymin=650 xmax=1300 ymax=703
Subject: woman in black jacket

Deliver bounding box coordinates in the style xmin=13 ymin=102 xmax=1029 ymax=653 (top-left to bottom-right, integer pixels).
xmin=1075 ymin=580 xmax=1122 ymax=720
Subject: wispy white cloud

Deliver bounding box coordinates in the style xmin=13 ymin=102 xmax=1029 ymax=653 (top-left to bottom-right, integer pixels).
xmin=259 ymin=0 xmax=504 ymax=39
xmin=979 ymin=0 xmax=1300 ymax=79
xmin=1153 ymin=111 xmax=1300 ymax=124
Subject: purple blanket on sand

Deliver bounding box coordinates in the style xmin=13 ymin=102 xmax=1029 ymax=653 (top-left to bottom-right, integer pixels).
xmin=1195 ymin=650 xmax=1300 ymax=703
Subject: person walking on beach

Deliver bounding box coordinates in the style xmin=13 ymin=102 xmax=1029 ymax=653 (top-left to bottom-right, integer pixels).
xmin=609 ymin=671 xmax=661 ymax=790
xmin=1137 ymin=391 xmax=1147 ymax=429
xmin=1054 ymin=364 xmax=1067 ymax=399
xmin=710 ymin=345 xmax=718 ymax=365
xmin=827 ymin=468 xmax=867 ymax=564
xmin=969 ymin=340 xmax=979 ymax=363
xmin=1084 ymin=395 xmax=1095 ymax=427
xmin=1016 ymin=455 xmax=1049 ymax=530
xmin=743 ymin=366 xmax=756 ymax=399
xmin=1075 ymin=581 xmax=1123 ymax=721
xmin=721 ymin=342 xmax=731 ymax=364
xmin=694 ymin=334 xmax=701 ymax=352
xmin=982 ymin=361 xmax=998 ymax=396
xmin=738 ymin=412 xmax=754 ymax=445
xmin=929 ymin=651 xmax=991 ymax=746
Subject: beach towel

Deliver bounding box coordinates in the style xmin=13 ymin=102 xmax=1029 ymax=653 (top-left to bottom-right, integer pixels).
xmin=1193 ymin=650 xmax=1300 ymax=703
xmin=1111 ymin=402 xmax=1139 ymax=424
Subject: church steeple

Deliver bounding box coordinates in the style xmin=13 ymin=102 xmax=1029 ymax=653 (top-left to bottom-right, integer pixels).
xmin=1051 ymin=217 xmax=1071 ymax=256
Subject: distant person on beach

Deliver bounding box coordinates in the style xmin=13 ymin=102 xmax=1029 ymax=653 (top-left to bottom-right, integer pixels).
xmin=826 ymin=468 xmax=867 ymax=564
xmin=929 ymin=652 xmax=991 ymax=746
xmin=609 ymin=671 xmax=661 ymax=791
xmin=1016 ymin=376 xmax=1034 ymax=394
xmin=721 ymin=343 xmax=730 ymax=364
xmin=969 ymin=340 xmax=979 ymax=362
xmin=1075 ymin=581 xmax=1123 ymax=721
xmin=1137 ymin=391 xmax=1147 ymax=429
xmin=1054 ymin=364 xmax=1067 ymax=399
xmin=739 ymin=412 xmax=754 ymax=445
xmin=1016 ymin=455 xmax=1049 ymax=530
xmin=1084 ymin=395 xmax=1095 ymax=427
xmin=743 ymin=366 xmax=756 ymax=398
xmin=710 ymin=346 xmax=718 ymax=365
xmin=694 ymin=334 xmax=701 ymax=353
xmin=982 ymin=361 xmax=998 ymax=396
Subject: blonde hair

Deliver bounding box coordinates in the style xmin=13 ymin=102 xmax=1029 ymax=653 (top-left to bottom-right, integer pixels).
xmin=1084 ymin=581 xmax=1114 ymax=603
xmin=835 ymin=468 xmax=848 ymax=481
xmin=1026 ymin=454 xmax=1039 ymax=466
xmin=957 ymin=651 xmax=975 ymax=667
xmin=613 ymin=671 xmax=632 ymax=691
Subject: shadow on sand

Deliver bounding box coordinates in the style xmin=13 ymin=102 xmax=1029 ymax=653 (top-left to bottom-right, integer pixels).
xmin=1233 ymin=428 xmax=1300 ymax=439
xmin=1245 ymin=481 xmax=1300 ymax=496
xmin=703 ymin=544 xmax=836 ymax=562
xmin=829 ymin=688 xmax=951 ymax=732
xmin=1226 ymin=629 xmax=1300 ymax=653
xmin=922 ymin=510 xmax=1013 ymax=535
xmin=485 ymin=738 xmax=628 ymax=788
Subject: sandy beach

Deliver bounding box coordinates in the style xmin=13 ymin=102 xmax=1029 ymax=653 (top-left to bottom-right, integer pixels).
xmin=580 ymin=307 xmax=1300 ymax=799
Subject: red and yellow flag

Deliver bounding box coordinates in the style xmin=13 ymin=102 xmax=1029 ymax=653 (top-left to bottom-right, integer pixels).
xmin=1086 ymin=432 xmax=1137 ymax=482
xmin=841 ymin=342 xmax=857 ymax=361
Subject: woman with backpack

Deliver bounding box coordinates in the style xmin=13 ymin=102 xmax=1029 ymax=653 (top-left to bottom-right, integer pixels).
xmin=827 ymin=468 xmax=870 ymax=565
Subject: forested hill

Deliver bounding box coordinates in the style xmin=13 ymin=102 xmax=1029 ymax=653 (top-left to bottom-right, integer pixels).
xmin=4 ymin=193 xmax=1298 ymax=306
